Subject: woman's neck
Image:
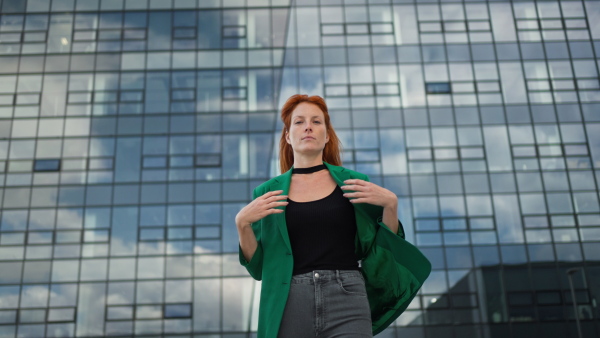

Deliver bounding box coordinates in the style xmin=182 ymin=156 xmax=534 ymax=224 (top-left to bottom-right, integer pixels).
xmin=292 ymin=154 xmax=324 ymax=169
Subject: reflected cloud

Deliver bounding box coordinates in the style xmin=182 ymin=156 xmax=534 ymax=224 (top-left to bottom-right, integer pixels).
xmin=0 ymin=286 xmax=20 ymax=309
xmin=0 ymin=210 xmax=27 ymax=231
xmin=20 ymin=285 xmax=49 ymax=307
xmin=56 ymin=208 xmax=84 ymax=229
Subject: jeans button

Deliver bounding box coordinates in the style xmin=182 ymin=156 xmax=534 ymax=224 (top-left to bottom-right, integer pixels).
xmin=314 ymin=273 xmax=319 ymax=278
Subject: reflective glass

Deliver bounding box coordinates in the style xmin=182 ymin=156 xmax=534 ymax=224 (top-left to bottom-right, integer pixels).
xmin=164 ymin=304 xmax=191 ymax=318
xmin=0 ymin=2 xmax=599 ymax=337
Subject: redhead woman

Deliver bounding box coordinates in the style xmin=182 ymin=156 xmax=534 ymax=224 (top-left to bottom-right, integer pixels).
xmin=236 ymin=94 xmax=431 ymax=337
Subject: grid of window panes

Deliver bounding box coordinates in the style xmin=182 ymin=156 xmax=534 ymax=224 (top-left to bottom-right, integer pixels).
xmin=276 ymin=1 xmax=600 ymax=336
xmin=0 ymin=0 xmax=599 ymax=337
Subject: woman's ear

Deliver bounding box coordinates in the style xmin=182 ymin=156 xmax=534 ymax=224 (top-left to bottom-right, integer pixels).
xmin=285 ymin=130 xmax=291 ymax=144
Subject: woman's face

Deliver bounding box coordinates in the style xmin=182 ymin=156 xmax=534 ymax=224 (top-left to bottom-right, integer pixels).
xmin=286 ymin=102 xmax=329 ymax=156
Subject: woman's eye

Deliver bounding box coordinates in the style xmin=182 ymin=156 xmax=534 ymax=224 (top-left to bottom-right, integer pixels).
xmin=314 ymin=121 xmax=321 ymax=124
xmin=294 ymin=121 xmax=302 ymax=124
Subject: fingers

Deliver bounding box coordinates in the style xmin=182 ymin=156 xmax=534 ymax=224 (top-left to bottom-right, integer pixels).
xmin=343 ymin=192 xmax=366 ymax=199
xmin=341 ymin=184 xmax=362 ymax=191
xmin=266 ymin=194 xmax=288 ymax=202
xmin=343 ymin=191 xmax=369 ymax=202
xmin=341 ymin=184 xmax=374 ymax=193
xmin=262 ymin=190 xmax=284 ymax=198
xmin=267 ymin=201 xmax=289 ymax=208
xmin=343 ymin=179 xmax=368 ymax=186
xmin=260 ymin=191 xmax=288 ymax=204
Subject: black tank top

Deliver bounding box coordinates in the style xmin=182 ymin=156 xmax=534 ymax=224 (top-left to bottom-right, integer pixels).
xmin=285 ymin=185 xmax=359 ymax=275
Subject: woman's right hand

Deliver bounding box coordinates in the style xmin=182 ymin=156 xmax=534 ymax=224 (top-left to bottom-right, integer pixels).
xmin=235 ymin=190 xmax=288 ymax=229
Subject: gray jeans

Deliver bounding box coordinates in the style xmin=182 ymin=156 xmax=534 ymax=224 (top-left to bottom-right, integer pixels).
xmin=277 ymin=270 xmax=373 ymax=338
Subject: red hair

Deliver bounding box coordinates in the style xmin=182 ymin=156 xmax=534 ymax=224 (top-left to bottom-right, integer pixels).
xmin=279 ymin=94 xmax=342 ymax=173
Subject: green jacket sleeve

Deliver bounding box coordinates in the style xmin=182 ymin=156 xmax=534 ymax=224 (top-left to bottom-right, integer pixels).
xmin=238 ymin=188 xmax=264 ymax=281
xmin=363 ymin=174 xmax=405 ymax=238
xmin=376 ymin=216 xmax=405 ymax=239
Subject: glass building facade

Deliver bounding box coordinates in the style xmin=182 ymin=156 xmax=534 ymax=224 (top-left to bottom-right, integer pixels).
xmin=0 ymin=0 xmax=599 ymax=337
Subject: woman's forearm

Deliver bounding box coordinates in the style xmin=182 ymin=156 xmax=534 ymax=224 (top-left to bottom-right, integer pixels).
xmin=235 ymin=189 xmax=287 ymax=262
xmin=237 ymin=222 xmax=258 ymax=262
xmin=382 ymin=204 xmax=399 ymax=235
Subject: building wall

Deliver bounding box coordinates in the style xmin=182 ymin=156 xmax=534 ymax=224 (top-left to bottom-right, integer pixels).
xmin=0 ymin=0 xmax=599 ymax=337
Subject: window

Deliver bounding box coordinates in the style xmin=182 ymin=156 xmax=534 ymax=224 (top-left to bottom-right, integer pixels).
xmin=223 ymin=26 xmax=246 ymax=38
xmin=195 ymin=154 xmax=221 ymax=167
xmin=143 ymin=156 xmax=167 ymax=169
xmin=47 ymin=308 xmax=76 ymax=322
xmin=123 ymin=29 xmax=146 ymax=40
xmin=222 ymin=87 xmax=247 ymax=100
xmin=173 ymin=28 xmax=196 ymax=39
xmin=164 ymin=304 xmax=192 ymax=318
xmin=171 ymin=89 xmax=195 ymax=101
xmin=34 ymin=159 xmax=60 ymax=172
xmin=426 ymin=82 xmax=452 ymax=94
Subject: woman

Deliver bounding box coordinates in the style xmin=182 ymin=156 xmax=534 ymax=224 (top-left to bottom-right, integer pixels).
xmin=236 ymin=95 xmax=431 ymax=337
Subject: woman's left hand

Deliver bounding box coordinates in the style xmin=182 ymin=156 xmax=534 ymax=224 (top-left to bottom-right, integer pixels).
xmin=341 ymin=179 xmax=397 ymax=209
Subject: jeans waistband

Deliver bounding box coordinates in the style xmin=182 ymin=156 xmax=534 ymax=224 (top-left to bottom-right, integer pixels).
xmin=291 ymin=270 xmax=362 ymax=284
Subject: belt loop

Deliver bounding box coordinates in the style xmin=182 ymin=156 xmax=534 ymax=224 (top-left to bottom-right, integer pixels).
xmin=335 ymin=270 xmax=341 ymax=283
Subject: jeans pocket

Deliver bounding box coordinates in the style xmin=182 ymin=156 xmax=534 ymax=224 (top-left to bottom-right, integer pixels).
xmin=338 ymin=275 xmax=367 ymax=297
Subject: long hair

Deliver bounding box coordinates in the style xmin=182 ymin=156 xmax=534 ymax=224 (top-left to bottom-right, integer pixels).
xmin=279 ymin=94 xmax=342 ymax=173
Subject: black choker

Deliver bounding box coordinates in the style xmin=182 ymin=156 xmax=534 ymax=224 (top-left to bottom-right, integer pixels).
xmin=292 ymin=164 xmax=327 ymax=174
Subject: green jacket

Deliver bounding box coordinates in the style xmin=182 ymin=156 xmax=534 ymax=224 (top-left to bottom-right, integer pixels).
xmin=239 ymin=163 xmax=431 ymax=337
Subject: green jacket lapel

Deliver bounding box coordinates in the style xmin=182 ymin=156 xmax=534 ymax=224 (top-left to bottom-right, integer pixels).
xmin=324 ymin=161 xmax=349 ymax=185
xmin=325 ymin=162 xmax=384 ymax=230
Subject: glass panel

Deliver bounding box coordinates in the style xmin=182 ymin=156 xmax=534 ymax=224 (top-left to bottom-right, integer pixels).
xmin=586 ymin=124 xmax=600 ymax=168
xmin=0 ymin=310 xmax=17 ymax=324
xmin=106 ymin=282 xmax=134 ymax=305
xmin=516 ymin=173 xmax=543 ymax=192
xmin=111 ymin=207 xmax=138 ymax=256
xmin=494 ymin=195 xmax=524 ymax=243
xmin=573 ymin=192 xmax=600 ymax=212
xmin=107 ymin=306 xmax=133 ymax=320
xmin=164 ymin=304 xmax=191 ymax=318
xmin=400 ymin=65 xmax=425 ymax=107
xmin=52 ymin=260 xmax=79 ymax=282
xmin=136 ymin=305 xmax=162 ymax=319
xmin=295 ymin=8 xmax=319 ymax=47
xmin=380 ymin=129 xmax=407 ymax=175
xmin=19 ymin=309 xmax=46 ymax=323
xmin=439 ymin=196 xmax=466 ymax=217
xmin=445 ymin=247 xmax=473 ymax=268
xmin=194 ymin=279 xmax=220 ymax=331
xmin=499 ymin=62 xmax=527 ymax=104
xmin=426 ymin=82 xmax=451 ymax=94
xmin=483 ymin=126 xmax=512 ymax=171
xmin=48 ymin=308 xmax=75 ymax=322
xmin=222 ymin=278 xmax=254 ymax=331
xmin=137 ymin=257 xmax=164 ymax=279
